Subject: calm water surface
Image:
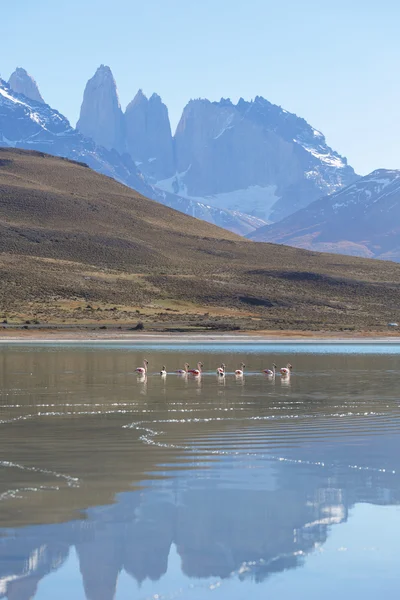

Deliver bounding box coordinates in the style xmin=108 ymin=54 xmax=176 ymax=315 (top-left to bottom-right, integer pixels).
xmin=1 ymin=343 xmax=400 ymax=599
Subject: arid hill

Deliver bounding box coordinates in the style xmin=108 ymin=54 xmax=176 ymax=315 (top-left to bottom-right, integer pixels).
xmin=1 ymin=148 xmax=400 ymax=331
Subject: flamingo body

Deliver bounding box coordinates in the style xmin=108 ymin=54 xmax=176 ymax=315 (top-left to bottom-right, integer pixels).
xmin=135 ymin=359 xmax=148 ymax=375
xmin=188 ymin=362 xmax=203 ymax=376
xmin=280 ymin=363 xmax=292 ymax=376
xmin=160 ymin=366 xmax=167 ymax=376
xmin=235 ymin=363 xmax=245 ymax=376
xmin=264 ymin=363 xmax=277 ymax=376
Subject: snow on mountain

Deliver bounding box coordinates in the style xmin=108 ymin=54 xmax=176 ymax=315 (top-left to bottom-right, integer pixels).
xmin=249 ymin=169 xmax=400 ymax=261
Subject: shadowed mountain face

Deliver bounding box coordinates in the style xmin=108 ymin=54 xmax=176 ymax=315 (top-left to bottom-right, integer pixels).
xmin=249 ymin=169 xmax=400 ymax=261
xmin=1 ymin=149 xmax=400 ymax=330
xmin=162 ymin=96 xmax=357 ymax=222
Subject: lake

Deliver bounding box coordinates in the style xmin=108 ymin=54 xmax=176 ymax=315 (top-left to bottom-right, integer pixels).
xmin=1 ymin=342 xmax=400 ymax=599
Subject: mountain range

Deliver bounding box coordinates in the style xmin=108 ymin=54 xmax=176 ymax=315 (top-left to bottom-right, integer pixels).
xmin=250 ymin=169 xmax=400 ymax=260
xmin=2 ymin=65 xmax=399 ymax=260
xmin=76 ymin=65 xmax=357 ymax=224
xmin=1 ymin=65 xmax=358 ymax=236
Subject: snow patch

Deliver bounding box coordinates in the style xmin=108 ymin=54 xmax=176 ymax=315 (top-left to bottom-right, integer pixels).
xmin=156 ymin=172 xmax=280 ymax=220
xmin=295 ymin=139 xmax=345 ymax=168
xmin=312 ymin=128 xmax=323 ymax=138
xmin=0 ymin=86 xmax=31 ymax=107
xmin=213 ymin=113 xmax=234 ymax=140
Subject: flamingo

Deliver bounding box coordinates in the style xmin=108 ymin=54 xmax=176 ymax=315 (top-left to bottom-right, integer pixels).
xmin=264 ymin=363 xmax=277 ymax=376
xmin=217 ymin=363 xmax=226 ymax=376
xmin=160 ymin=365 xmax=167 ymax=376
xmin=235 ymin=363 xmax=245 ymax=376
xmin=176 ymin=363 xmax=189 ymax=374
xmin=280 ymin=363 xmax=292 ymax=376
xmin=188 ymin=362 xmax=203 ymax=376
xmin=135 ymin=359 xmax=148 ymax=375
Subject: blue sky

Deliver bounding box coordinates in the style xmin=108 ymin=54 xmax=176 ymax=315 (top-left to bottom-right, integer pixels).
xmin=2 ymin=0 xmax=399 ymax=174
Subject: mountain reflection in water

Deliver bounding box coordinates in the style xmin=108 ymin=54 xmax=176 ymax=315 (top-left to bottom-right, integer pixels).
xmin=0 ymin=345 xmax=400 ymax=599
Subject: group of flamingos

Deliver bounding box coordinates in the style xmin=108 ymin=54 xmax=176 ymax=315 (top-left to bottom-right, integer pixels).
xmin=135 ymin=360 xmax=293 ymax=378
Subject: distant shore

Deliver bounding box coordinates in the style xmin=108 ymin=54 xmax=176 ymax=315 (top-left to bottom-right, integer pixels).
xmin=1 ymin=328 xmax=400 ymax=344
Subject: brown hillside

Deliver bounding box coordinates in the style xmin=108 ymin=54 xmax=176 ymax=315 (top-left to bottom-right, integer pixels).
xmin=1 ymin=148 xmax=400 ymax=332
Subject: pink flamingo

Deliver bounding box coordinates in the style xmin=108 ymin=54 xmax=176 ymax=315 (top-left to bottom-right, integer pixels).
xmin=135 ymin=359 xmax=148 ymax=375
xmin=235 ymin=363 xmax=245 ymax=376
xmin=188 ymin=362 xmax=203 ymax=376
xmin=217 ymin=363 xmax=226 ymax=376
xmin=280 ymin=363 xmax=292 ymax=376
xmin=264 ymin=363 xmax=277 ymax=376
xmin=176 ymin=363 xmax=190 ymax=374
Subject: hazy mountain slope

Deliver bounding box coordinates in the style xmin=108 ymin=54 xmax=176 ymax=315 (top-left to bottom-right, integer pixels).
xmin=1 ymin=149 xmax=400 ymax=331
xmin=249 ymin=170 xmax=400 ymax=261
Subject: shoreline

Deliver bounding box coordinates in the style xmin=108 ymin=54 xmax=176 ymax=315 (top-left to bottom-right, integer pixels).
xmin=1 ymin=329 xmax=400 ymax=344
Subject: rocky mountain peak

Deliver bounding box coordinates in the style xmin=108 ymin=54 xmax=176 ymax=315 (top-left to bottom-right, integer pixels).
xmin=126 ymin=89 xmax=147 ymax=111
xmin=76 ymin=65 xmax=125 ymax=153
xmin=149 ymin=92 xmax=162 ymax=103
xmin=8 ymin=67 xmax=45 ymax=104
xmin=124 ymin=90 xmax=174 ymax=180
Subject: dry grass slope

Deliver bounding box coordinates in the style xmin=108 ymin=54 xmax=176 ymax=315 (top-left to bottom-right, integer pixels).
xmin=1 ymin=148 xmax=400 ymax=332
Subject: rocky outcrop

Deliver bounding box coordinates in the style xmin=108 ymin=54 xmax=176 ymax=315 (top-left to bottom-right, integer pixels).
xmin=76 ymin=65 xmax=125 ymax=153
xmin=125 ymin=90 xmax=174 ymax=181
xmin=157 ymin=96 xmax=357 ymax=222
xmin=8 ymin=67 xmax=45 ymax=103
xmin=249 ymin=169 xmax=400 ymax=261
